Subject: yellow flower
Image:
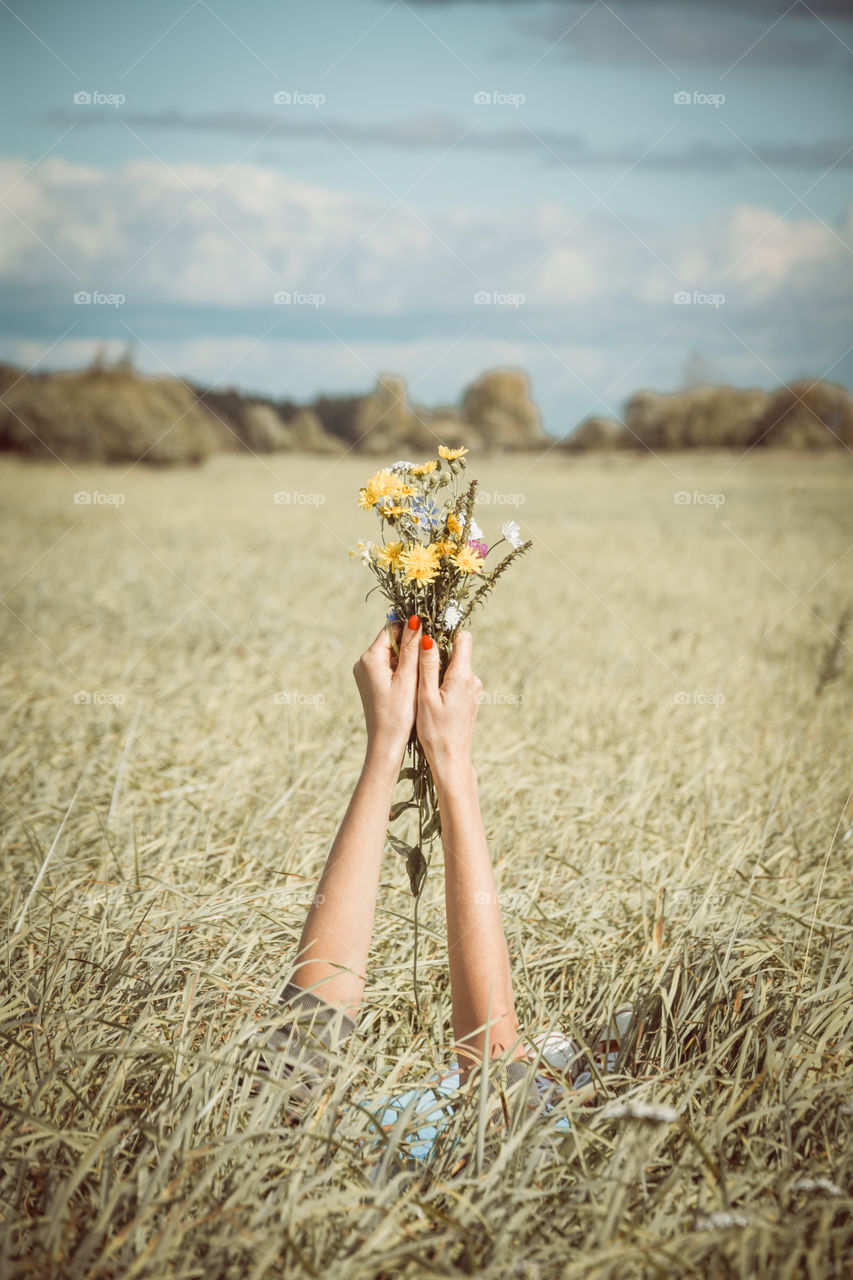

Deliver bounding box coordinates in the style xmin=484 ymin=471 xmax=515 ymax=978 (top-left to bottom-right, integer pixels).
xmin=446 ymin=512 xmax=463 ymax=537
xmin=400 ymin=542 xmax=441 ymax=584
xmin=438 ymin=446 xmax=468 ymax=460
xmin=358 ymin=488 xmax=376 ymax=510
xmin=362 ymin=469 xmax=410 ymax=503
xmin=452 ymin=544 xmax=484 ymax=575
xmin=435 ymin=539 xmax=457 ymax=556
xmin=377 ymin=500 xmax=405 ymax=518
xmin=410 ymin=459 xmax=438 ymax=475
xmin=376 ymin=541 xmax=404 ymax=569
xmin=398 ymin=483 xmax=417 ymax=496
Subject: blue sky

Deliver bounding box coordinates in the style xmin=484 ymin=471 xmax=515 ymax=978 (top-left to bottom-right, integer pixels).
xmin=1 ymin=0 xmax=851 ymax=436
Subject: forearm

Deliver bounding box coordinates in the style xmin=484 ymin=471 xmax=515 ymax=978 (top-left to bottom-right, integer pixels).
xmin=435 ymin=762 xmax=522 ymax=1080
xmin=287 ymin=743 xmax=400 ymax=1020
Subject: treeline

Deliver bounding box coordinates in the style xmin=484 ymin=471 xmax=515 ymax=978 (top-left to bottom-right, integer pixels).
xmin=0 ymin=354 xmax=849 ymax=467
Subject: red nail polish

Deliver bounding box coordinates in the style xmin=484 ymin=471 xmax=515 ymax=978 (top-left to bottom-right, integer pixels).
xmin=408 ymin=614 xmax=420 ymax=631
xmin=421 ymin=634 xmax=433 ymax=650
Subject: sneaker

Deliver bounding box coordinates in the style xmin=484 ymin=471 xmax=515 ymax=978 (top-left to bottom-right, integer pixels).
xmin=573 ymin=1003 xmax=635 ymax=1091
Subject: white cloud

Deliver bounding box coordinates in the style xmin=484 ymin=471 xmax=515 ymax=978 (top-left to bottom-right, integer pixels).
xmin=1 ymin=156 xmax=850 ymax=431
xmin=1 ymin=156 xmax=849 ymax=316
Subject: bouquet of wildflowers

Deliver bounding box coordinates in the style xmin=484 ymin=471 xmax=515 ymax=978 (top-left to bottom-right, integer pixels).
xmin=352 ymin=446 xmax=532 ymax=902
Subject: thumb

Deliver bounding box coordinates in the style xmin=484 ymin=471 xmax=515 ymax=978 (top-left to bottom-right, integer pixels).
xmin=418 ymin=631 xmax=441 ymax=699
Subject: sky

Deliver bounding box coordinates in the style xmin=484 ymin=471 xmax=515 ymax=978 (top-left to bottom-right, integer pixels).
xmin=1 ymin=0 xmax=852 ymax=437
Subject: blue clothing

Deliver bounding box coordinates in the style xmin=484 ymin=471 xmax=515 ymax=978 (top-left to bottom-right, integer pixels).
xmin=369 ymin=1055 xmax=618 ymax=1164
xmin=267 ymin=983 xmax=618 ymax=1169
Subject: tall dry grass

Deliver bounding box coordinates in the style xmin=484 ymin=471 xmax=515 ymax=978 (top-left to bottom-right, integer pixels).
xmin=1 ymin=448 xmax=851 ymax=1278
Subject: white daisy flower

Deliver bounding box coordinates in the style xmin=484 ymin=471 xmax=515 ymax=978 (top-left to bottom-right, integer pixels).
xmin=390 ymin=460 xmax=415 ymax=473
xmin=441 ymin=601 xmax=464 ymax=630
xmin=350 ymin=540 xmax=375 ymax=566
xmin=791 ymin=1177 xmax=842 ymax=1196
xmin=696 ymin=1211 xmax=749 ymax=1231
xmin=469 ymin=517 xmax=484 ymax=540
xmin=601 ymin=1099 xmax=681 ymax=1124
xmin=502 ymin=519 xmax=523 ymax=549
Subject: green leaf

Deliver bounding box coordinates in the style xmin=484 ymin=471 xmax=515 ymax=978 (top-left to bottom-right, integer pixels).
xmin=387 ymin=833 xmax=415 ymax=858
xmin=406 ymin=846 xmax=428 ymax=897
xmin=389 ymin=800 xmax=416 ymax=821
xmin=422 ymin=808 xmax=442 ymax=841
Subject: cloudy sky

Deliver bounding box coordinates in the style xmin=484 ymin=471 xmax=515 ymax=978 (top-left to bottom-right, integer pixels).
xmin=1 ymin=0 xmax=851 ymax=436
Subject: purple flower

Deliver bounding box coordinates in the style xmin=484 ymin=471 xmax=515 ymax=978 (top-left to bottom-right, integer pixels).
xmin=467 ymin=538 xmax=488 ymax=558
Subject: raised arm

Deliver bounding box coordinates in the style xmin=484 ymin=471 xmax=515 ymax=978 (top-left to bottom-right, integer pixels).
xmin=286 ymin=615 xmax=422 ymax=1020
xmin=416 ymin=631 xmax=526 ymax=1083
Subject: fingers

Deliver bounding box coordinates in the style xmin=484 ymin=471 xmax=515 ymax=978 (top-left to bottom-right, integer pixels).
xmin=395 ymin=613 xmax=421 ymax=678
xmin=418 ymin=628 xmax=441 ymax=699
xmin=443 ymin=630 xmax=473 ymax=683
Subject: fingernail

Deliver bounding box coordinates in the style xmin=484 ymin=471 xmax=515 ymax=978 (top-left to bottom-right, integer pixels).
xmin=421 ymin=634 xmax=433 ymax=650
xmin=408 ymin=614 xmax=420 ymax=631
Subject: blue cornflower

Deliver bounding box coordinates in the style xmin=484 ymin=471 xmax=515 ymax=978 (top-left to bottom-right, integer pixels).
xmin=410 ymin=495 xmax=441 ymax=532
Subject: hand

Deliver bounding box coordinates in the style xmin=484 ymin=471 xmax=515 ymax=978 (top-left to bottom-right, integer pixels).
xmin=416 ymin=630 xmax=482 ymax=781
xmin=352 ymin=616 xmax=422 ymax=762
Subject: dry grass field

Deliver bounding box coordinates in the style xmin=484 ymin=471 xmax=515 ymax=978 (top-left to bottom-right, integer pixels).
xmin=1 ymin=447 xmax=852 ymax=1278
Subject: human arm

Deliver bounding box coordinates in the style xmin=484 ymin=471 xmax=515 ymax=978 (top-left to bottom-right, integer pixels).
xmin=286 ymin=615 xmax=422 ymax=1021
xmin=416 ymin=631 xmax=526 ymax=1083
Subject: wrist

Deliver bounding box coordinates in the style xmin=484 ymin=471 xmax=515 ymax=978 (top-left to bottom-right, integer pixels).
xmin=363 ymin=737 xmax=405 ymax=781
xmin=431 ymin=757 xmax=478 ymax=799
